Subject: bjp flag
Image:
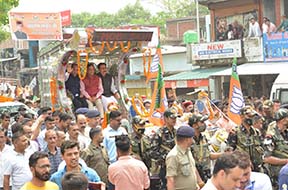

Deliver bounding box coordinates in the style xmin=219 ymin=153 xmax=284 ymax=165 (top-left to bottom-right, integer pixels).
xmin=227 ymin=58 xmax=245 ymax=125
xmin=146 ymin=43 xmax=164 ymax=83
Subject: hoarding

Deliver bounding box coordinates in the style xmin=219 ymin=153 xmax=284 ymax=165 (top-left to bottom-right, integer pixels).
xmin=191 ymin=40 xmax=242 ymax=60
xmin=9 ymin=12 xmax=63 ymax=40
xmin=263 ymin=32 xmax=288 ymax=62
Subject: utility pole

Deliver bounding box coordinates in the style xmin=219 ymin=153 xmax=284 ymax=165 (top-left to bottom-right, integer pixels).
xmin=196 ymin=0 xmax=200 ymax=43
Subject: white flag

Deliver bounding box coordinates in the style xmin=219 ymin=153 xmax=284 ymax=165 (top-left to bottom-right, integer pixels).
xmin=29 ymin=77 xmax=37 ymax=90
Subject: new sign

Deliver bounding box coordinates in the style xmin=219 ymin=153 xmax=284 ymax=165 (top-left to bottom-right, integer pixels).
xmin=191 ymin=40 xmax=242 ymax=60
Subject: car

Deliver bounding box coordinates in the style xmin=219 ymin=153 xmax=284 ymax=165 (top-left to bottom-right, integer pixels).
xmin=0 ymin=101 xmax=37 ymax=118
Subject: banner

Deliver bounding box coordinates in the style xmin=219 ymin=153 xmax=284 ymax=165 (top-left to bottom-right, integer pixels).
xmin=9 ymin=12 xmax=63 ymax=40
xmin=263 ymin=32 xmax=288 ymax=62
xmin=227 ymin=58 xmax=244 ymax=125
xmin=191 ymin=40 xmax=242 ymax=60
xmin=146 ymin=44 xmax=164 ymax=82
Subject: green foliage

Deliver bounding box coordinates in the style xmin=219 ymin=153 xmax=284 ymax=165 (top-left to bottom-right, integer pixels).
xmin=71 ymin=0 xmax=209 ymax=37
xmin=0 ymin=0 xmax=19 ymax=42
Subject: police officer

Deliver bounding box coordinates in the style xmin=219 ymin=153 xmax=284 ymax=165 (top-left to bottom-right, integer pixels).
xmin=166 ymin=126 xmax=198 ymax=190
xmin=144 ymin=108 xmax=178 ymax=190
xmin=188 ymin=113 xmax=221 ymax=184
xmin=227 ymin=106 xmax=264 ymax=172
xmin=129 ymin=116 xmax=147 ymax=160
xmin=264 ymin=108 xmax=288 ymax=187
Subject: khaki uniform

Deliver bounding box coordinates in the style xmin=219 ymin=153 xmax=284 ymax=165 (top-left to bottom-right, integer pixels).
xmin=80 ymin=143 xmax=109 ymax=184
xmin=265 ymin=121 xmax=288 ymax=184
xmin=191 ymin=134 xmax=211 ymax=182
xmin=166 ymin=145 xmax=198 ymax=190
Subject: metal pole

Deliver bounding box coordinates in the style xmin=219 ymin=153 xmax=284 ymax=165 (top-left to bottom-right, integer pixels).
xmin=196 ymin=0 xmax=200 ymax=43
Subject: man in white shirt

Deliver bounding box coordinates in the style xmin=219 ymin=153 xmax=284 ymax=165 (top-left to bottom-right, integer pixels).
xmin=248 ymin=17 xmax=262 ymax=37
xmin=3 ymin=131 xmax=33 ymax=190
xmin=0 ymin=128 xmax=13 ymax=190
xmin=201 ymin=151 xmax=244 ymax=190
xmin=103 ymin=111 xmax=127 ymax=164
xmin=236 ymin=151 xmax=272 ymax=190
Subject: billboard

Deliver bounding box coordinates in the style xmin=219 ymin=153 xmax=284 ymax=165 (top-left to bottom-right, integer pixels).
xmin=9 ymin=12 xmax=63 ymax=40
xmin=191 ymin=40 xmax=242 ymax=60
xmin=263 ymin=32 xmax=288 ymax=62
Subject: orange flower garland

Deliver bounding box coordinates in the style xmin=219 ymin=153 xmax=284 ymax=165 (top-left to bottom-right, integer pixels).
xmin=119 ymin=41 xmax=131 ymax=53
xmin=142 ymin=48 xmax=152 ymax=77
xmin=87 ymin=31 xmax=105 ymax=55
xmin=77 ymin=49 xmax=89 ymax=80
xmin=50 ymin=77 xmax=57 ymax=112
xmin=105 ymin=41 xmax=118 ymax=51
xmin=131 ymin=96 xmax=151 ymax=118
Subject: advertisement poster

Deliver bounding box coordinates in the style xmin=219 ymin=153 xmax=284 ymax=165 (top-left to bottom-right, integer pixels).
xmin=191 ymin=40 xmax=242 ymax=60
xmin=9 ymin=12 xmax=63 ymax=40
xmin=263 ymin=32 xmax=288 ymax=62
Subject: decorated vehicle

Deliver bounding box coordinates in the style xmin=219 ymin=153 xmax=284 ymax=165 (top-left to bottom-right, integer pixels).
xmin=38 ymin=27 xmax=154 ymax=118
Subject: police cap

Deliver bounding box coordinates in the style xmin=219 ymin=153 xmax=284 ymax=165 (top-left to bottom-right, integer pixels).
xmin=85 ymin=110 xmax=100 ymax=118
xmin=75 ymin=107 xmax=89 ymax=115
xmin=176 ymin=126 xmax=195 ymax=138
xmin=164 ymin=108 xmax=178 ymax=119
xmin=132 ymin=116 xmax=148 ymax=125
xmin=263 ymin=100 xmax=273 ymax=109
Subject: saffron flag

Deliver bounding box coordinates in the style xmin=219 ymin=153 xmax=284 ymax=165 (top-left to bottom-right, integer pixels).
xmin=227 ymin=58 xmax=245 ymax=125
xmin=146 ymin=44 xmax=164 ymax=82
xmin=149 ymin=63 xmax=167 ymax=126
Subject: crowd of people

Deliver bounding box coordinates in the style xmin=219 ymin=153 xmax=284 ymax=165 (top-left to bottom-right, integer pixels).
xmin=2 ymin=60 xmax=288 ymax=190
xmin=216 ymin=14 xmax=288 ymax=41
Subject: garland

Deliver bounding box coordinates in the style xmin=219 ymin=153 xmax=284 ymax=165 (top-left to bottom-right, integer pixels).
xmin=77 ymin=49 xmax=89 ymax=80
xmin=131 ymin=96 xmax=151 ymax=118
xmin=142 ymin=48 xmax=152 ymax=77
xmin=50 ymin=77 xmax=57 ymax=112
xmin=105 ymin=41 xmax=118 ymax=51
xmin=87 ymin=31 xmax=105 ymax=55
xmin=119 ymin=41 xmax=131 ymax=53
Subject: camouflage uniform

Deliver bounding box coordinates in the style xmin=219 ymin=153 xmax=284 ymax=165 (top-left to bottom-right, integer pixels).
xmin=129 ymin=132 xmax=144 ymax=160
xmin=265 ymin=121 xmax=288 ymax=186
xmin=143 ymin=126 xmax=176 ymax=190
xmin=191 ymin=134 xmax=211 ymax=182
xmin=228 ymin=125 xmax=264 ymax=172
xmin=80 ymin=143 xmax=109 ymax=184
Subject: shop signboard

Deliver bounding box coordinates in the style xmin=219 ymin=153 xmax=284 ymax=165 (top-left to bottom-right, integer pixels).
xmin=9 ymin=12 xmax=63 ymax=40
xmin=263 ymin=32 xmax=288 ymax=62
xmin=191 ymin=40 xmax=242 ymax=60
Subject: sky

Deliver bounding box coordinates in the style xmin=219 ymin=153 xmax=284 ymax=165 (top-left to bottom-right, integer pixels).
xmin=16 ymin=0 xmax=161 ymax=14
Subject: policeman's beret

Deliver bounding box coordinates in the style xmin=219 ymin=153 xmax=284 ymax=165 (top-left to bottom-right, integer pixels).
xmin=176 ymin=126 xmax=195 ymax=138
xmin=85 ymin=110 xmax=100 ymax=118
xmin=75 ymin=107 xmax=89 ymax=115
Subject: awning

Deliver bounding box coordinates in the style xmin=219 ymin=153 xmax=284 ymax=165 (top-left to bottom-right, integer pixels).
xmin=211 ymin=62 xmax=288 ymax=76
xmin=164 ymin=67 xmax=228 ymax=88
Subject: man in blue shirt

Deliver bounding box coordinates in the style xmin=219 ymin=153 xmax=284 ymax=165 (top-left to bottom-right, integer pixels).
xmin=103 ymin=111 xmax=127 ymax=163
xmin=279 ymin=164 xmax=288 ymax=190
xmin=50 ymin=140 xmax=105 ymax=190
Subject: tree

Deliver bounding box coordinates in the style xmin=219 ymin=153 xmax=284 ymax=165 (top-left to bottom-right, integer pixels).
xmin=147 ymin=0 xmax=209 ymax=18
xmin=0 ymin=0 xmax=19 ymax=42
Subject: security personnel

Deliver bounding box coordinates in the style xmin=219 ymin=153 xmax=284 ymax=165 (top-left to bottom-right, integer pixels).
xmin=227 ymin=106 xmax=264 ymax=172
xmin=262 ymin=100 xmax=275 ymax=136
xmin=264 ymin=108 xmax=288 ymax=188
xmin=144 ymin=108 xmax=177 ymax=190
xmin=129 ymin=116 xmax=147 ymax=160
xmin=166 ymin=126 xmax=198 ymax=190
xmin=188 ymin=113 xmax=221 ymax=184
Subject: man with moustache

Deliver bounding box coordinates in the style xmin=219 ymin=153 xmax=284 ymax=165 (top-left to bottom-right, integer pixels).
xmin=20 ymin=151 xmax=59 ymax=190
xmin=81 ymin=127 xmax=109 ymax=185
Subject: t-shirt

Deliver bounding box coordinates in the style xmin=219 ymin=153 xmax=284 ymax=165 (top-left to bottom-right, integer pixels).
xmin=201 ymin=179 xmax=218 ymax=190
xmin=20 ymin=181 xmax=59 ymax=190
